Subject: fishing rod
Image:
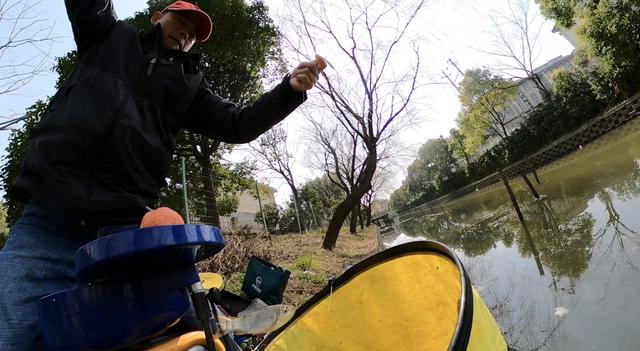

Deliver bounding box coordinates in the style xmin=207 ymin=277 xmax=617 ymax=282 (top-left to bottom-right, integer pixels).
xmin=0 ymin=115 xmax=28 ymax=131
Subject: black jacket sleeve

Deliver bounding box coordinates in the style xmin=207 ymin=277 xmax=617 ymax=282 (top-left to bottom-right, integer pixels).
xmin=65 ymin=0 xmax=117 ymax=57
xmin=184 ymin=76 xmax=307 ymax=143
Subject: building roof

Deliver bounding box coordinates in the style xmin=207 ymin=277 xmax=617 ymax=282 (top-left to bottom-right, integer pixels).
xmin=533 ymin=53 xmax=573 ymax=74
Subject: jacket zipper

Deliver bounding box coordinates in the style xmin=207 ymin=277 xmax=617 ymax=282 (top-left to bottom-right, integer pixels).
xmin=147 ymin=24 xmax=163 ymax=76
xmin=146 ymin=57 xmax=157 ymax=76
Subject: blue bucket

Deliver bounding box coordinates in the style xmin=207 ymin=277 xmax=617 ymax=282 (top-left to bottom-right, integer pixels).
xmin=38 ymin=224 xmax=225 ymax=350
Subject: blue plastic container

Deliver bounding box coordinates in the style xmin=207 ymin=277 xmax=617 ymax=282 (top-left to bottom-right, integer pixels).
xmin=38 ymin=224 xmax=225 ymax=351
xmin=75 ymin=224 xmax=225 ymax=282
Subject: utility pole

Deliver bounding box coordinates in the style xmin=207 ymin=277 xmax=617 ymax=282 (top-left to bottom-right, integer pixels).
xmin=294 ymin=198 xmax=303 ymax=234
xmin=255 ymin=180 xmax=269 ymax=234
xmin=499 ymin=170 xmax=544 ymax=276
xmin=309 ymin=201 xmax=320 ymax=229
xmin=0 ymin=115 xmax=28 ymax=131
xmin=181 ymin=156 xmax=191 ymax=224
xmin=442 ymin=71 xmax=461 ymax=93
xmin=447 ymin=58 xmax=464 ymax=76
xmin=443 ymin=58 xmax=464 ymax=93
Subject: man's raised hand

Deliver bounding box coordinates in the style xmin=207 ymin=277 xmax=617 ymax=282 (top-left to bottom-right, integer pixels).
xmin=289 ymin=54 xmax=328 ymax=92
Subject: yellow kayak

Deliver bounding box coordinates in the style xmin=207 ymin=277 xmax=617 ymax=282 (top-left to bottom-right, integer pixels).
xmin=259 ymin=241 xmax=508 ymax=351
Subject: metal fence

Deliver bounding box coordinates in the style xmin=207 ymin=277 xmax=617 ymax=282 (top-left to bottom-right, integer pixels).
xmin=177 ymin=158 xmax=325 ymax=234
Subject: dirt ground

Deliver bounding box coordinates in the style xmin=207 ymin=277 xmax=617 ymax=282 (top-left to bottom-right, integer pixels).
xmin=198 ymin=226 xmax=380 ymax=306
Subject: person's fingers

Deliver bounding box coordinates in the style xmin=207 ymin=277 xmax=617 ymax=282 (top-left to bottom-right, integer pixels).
xmin=294 ymin=72 xmax=315 ymax=88
xmin=307 ymin=62 xmax=320 ymax=78
xmin=294 ymin=67 xmax=318 ymax=85
xmin=314 ymin=54 xmax=328 ymax=72
xmin=296 ymin=62 xmax=319 ymax=80
xmin=290 ymin=58 xmax=328 ymax=91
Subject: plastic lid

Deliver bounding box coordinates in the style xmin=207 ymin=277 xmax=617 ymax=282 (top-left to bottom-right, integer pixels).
xmin=75 ymin=224 xmax=224 ymax=282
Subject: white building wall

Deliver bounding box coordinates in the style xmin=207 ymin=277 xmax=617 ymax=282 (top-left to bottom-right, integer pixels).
xmin=219 ymin=185 xmax=277 ymax=232
xmin=472 ymin=54 xmax=574 ymax=159
xmin=552 ymin=20 xmax=581 ymax=48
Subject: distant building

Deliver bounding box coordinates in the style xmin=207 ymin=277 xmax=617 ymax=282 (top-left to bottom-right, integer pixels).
xmin=219 ymin=183 xmax=277 ymax=232
xmin=473 ymin=53 xmax=574 ymax=158
xmin=371 ymin=199 xmax=389 ymax=217
xmin=552 ymin=21 xmax=580 ymax=48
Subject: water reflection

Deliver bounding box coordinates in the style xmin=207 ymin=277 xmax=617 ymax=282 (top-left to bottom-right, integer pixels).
xmin=394 ymin=119 xmax=640 ymax=350
xmin=594 ymin=189 xmax=640 ymax=273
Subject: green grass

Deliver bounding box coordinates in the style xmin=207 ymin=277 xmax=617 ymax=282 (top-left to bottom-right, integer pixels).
xmin=299 ymin=271 xmax=326 ymax=285
xmin=294 ymin=255 xmax=313 ymax=271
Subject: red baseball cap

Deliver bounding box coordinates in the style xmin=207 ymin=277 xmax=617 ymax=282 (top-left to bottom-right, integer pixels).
xmin=162 ymin=1 xmax=213 ymax=42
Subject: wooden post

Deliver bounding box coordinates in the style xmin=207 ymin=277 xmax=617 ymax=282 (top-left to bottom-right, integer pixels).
xmin=525 ymin=155 xmax=541 ymax=184
xmin=520 ymin=173 xmax=541 ymax=199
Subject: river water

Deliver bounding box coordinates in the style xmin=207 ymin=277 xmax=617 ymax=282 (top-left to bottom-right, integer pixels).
xmin=392 ymin=118 xmax=640 ymax=350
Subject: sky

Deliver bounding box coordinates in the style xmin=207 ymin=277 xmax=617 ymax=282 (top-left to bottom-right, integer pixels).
xmin=0 ymin=0 xmax=574 ymax=206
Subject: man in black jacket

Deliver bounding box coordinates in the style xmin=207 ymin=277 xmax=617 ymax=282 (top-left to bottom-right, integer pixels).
xmin=0 ymin=1 xmax=326 ymax=349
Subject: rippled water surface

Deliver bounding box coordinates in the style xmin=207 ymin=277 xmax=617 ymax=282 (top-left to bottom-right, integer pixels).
xmin=393 ymin=119 xmax=640 ymax=350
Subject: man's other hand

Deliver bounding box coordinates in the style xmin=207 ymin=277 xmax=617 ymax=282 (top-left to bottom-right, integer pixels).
xmin=289 ymin=54 xmax=328 ymax=92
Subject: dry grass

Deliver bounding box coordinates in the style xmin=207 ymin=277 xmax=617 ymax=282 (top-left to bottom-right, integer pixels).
xmin=198 ymin=233 xmax=282 ymax=276
xmin=198 ymin=226 xmax=380 ymax=306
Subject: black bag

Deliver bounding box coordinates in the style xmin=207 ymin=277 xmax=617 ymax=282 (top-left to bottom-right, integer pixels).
xmin=241 ymin=256 xmax=290 ymax=305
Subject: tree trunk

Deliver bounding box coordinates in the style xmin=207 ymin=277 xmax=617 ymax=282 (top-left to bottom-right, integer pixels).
xmin=201 ymin=160 xmax=221 ymax=227
xmin=365 ymin=202 xmax=372 ymax=227
xmin=324 ymin=193 xmax=360 ymax=249
xmin=532 ymin=74 xmax=550 ymax=98
xmin=454 ymin=136 xmax=470 ymax=168
xmin=358 ymin=204 xmax=365 ymax=230
xmin=323 ymin=149 xmax=377 ymax=250
xmin=499 ymin=122 xmax=508 ymax=140
xmin=349 ymin=207 xmax=358 ymax=235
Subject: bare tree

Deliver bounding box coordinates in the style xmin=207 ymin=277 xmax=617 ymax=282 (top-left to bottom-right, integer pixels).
xmin=594 ymin=189 xmax=639 ymax=272
xmin=0 ymin=0 xmax=54 ymax=97
xmin=307 ymin=117 xmax=364 ymax=235
xmin=362 ymin=164 xmax=395 ymax=226
xmin=306 ymin=105 xmax=413 ymax=240
xmin=250 ymin=125 xmax=305 ymax=233
xmin=281 ymin=0 xmax=426 ymax=249
xmin=306 ymin=114 xmax=404 ymax=234
xmin=482 ymin=0 xmax=550 ymax=96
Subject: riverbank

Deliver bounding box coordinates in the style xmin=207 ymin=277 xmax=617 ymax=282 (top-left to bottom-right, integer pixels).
xmin=198 ymin=226 xmax=380 ymax=306
xmin=401 ymin=92 xmax=640 ymax=216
